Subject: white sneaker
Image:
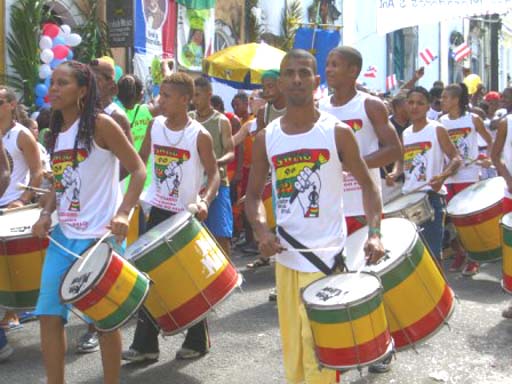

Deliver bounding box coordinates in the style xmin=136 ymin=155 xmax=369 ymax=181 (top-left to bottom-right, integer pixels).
xmin=0 ymin=344 xmax=13 ymax=362
xmin=122 ymin=348 xmax=159 ymax=362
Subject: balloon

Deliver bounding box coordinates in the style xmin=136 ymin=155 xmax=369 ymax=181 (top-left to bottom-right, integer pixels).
xmin=53 ymin=45 xmax=69 ymax=60
xmin=35 ymin=83 xmax=48 ymax=98
xmin=42 ymin=103 xmax=51 ymax=109
xmin=39 ymin=64 xmax=52 ymax=79
xmin=44 ymin=76 xmax=51 ymax=89
xmin=114 ymin=65 xmax=123 ymax=82
xmin=67 ymin=49 xmax=74 ymax=60
xmin=53 ymin=35 xmax=66 ymax=47
xmin=40 ymin=48 xmax=54 ymax=64
xmin=44 ymin=95 xmax=50 ymax=103
xmin=65 ymin=33 xmax=82 ymax=47
xmin=35 ymin=96 xmax=45 ymax=107
xmin=463 ymin=74 xmax=482 ymax=95
xmin=39 ymin=36 xmax=53 ymax=50
xmin=50 ymin=58 xmax=64 ymax=69
xmin=61 ymin=24 xmax=71 ymax=35
xmin=42 ymin=23 xmax=60 ymax=38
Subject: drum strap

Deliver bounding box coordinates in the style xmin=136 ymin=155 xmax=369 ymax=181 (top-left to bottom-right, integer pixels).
xmin=277 ymin=226 xmax=345 ymax=275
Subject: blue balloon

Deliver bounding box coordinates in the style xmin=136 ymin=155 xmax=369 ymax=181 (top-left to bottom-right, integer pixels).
xmin=44 ymin=76 xmax=51 ymax=89
xmin=42 ymin=103 xmax=51 ymax=110
xmin=67 ymin=49 xmax=74 ymax=60
xmin=53 ymin=35 xmax=66 ymax=46
xmin=35 ymin=96 xmax=45 ymax=107
xmin=35 ymin=83 xmax=48 ymax=98
xmin=50 ymin=58 xmax=64 ymax=69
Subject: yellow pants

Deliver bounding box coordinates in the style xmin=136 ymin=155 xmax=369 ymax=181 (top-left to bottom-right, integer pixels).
xmin=276 ymin=262 xmax=338 ymax=384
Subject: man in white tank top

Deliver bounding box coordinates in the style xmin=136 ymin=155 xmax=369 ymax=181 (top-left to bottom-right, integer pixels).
xmin=246 ymin=49 xmax=385 ymax=384
xmin=320 ymin=47 xmax=402 ymax=240
xmin=122 ymin=73 xmax=221 ymax=363
xmin=0 ymin=87 xmax=43 ymax=208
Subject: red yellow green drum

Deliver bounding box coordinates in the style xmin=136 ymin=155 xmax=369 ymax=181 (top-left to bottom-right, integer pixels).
xmin=125 ymin=211 xmax=239 ymax=335
xmin=302 ymin=272 xmax=392 ymax=369
xmin=501 ymin=213 xmax=512 ymax=294
xmin=447 ymin=177 xmax=505 ymax=262
xmin=0 ymin=208 xmax=56 ymax=310
xmin=60 ymin=242 xmax=150 ymax=332
xmin=345 ymin=218 xmax=455 ymax=350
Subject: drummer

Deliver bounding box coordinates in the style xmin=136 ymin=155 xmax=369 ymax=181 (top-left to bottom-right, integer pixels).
xmin=440 ymin=83 xmax=492 ymax=276
xmin=387 ymin=87 xmax=462 ymax=261
xmin=122 ymin=73 xmax=220 ymax=363
xmin=32 ymin=61 xmax=146 ymax=384
xmin=490 ymin=112 xmax=512 ymax=318
xmin=245 ymin=49 xmax=385 ymax=384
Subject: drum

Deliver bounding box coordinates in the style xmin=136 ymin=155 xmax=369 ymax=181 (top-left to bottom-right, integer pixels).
xmin=0 ymin=208 xmax=56 ymax=310
xmin=447 ymin=177 xmax=505 ymax=262
xmin=383 ymin=192 xmax=433 ymax=225
xmin=302 ymin=272 xmax=392 ymax=369
xmin=238 ymin=181 xmax=275 ymax=230
xmin=125 ymin=211 xmax=239 ymax=335
xmin=501 ymin=213 xmax=512 ymax=294
xmin=127 ymin=205 xmax=141 ymax=246
xmin=345 ymin=218 xmax=455 ymax=350
xmin=60 ymin=242 xmax=150 ymax=332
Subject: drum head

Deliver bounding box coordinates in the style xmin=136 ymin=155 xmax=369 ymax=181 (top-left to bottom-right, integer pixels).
xmin=344 ymin=218 xmax=418 ymax=274
xmin=60 ymin=243 xmax=111 ymax=302
xmin=502 ymin=212 xmax=512 ymax=229
xmin=302 ymin=272 xmax=380 ymax=307
xmin=0 ymin=208 xmax=57 ymax=239
xmin=447 ymin=177 xmax=505 ymax=216
xmin=383 ymin=192 xmax=426 ymax=214
xmin=124 ymin=211 xmax=192 ymax=261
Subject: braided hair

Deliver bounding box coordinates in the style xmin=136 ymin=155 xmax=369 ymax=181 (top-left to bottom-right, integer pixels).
xmin=48 ymin=61 xmax=98 ymax=166
xmin=117 ymin=74 xmax=143 ymax=108
xmin=444 ymin=83 xmax=470 ymax=117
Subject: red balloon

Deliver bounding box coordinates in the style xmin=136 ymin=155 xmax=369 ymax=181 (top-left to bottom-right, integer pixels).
xmin=44 ymin=95 xmax=50 ymax=103
xmin=42 ymin=23 xmax=60 ymax=39
xmin=52 ymin=45 xmax=70 ymax=60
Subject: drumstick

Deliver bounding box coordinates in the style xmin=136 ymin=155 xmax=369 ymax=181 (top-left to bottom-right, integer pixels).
xmin=17 ymin=183 xmax=51 ymax=194
xmin=77 ymin=231 xmax=112 ymax=273
xmin=0 ymin=203 xmax=39 ymax=215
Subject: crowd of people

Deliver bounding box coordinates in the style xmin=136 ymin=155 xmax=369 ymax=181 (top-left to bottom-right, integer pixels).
xmin=0 ymin=45 xmax=512 ymax=384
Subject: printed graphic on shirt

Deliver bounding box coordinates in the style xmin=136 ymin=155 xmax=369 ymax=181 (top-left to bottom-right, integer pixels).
xmin=342 ymin=119 xmax=363 ymax=133
xmin=447 ymin=127 xmax=471 ymax=163
xmin=4 ymin=149 xmax=13 ymax=175
xmin=271 ymin=148 xmax=330 ymax=218
xmin=52 ymin=149 xmax=89 ymax=212
xmin=153 ymin=144 xmax=190 ymax=210
xmin=404 ymin=142 xmax=432 ymax=182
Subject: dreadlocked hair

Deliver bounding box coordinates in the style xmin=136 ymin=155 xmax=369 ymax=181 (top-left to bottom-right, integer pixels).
xmin=48 ymin=61 xmax=99 ymax=162
xmin=444 ymin=83 xmax=470 ymax=117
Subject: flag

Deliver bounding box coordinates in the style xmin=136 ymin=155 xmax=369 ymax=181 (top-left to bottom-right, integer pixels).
xmin=453 ymin=43 xmax=471 ymax=62
xmin=386 ymin=74 xmax=397 ymax=91
xmin=363 ymin=65 xmax=378 ymax=78
xmin=419 ymin=48 xmax=437 ymax=66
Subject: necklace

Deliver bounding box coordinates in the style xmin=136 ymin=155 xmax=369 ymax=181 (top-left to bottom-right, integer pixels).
xmin=163 ymin=118 xmax=191 ymax=147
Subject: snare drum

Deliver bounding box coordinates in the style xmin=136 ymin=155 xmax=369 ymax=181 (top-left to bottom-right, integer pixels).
xmin=447 ymin=177 xmax=505 ymax=262
xmin=345 ymin=218 xmax=455 ymax=350
xmin=125 ymin=211 xmax=239 ymax=335
xmin=383 ymin=192 xmax=433 ymax=225
xmin=302 ymin=272 xmax=392 ymax=369
xmin=0 ymin=208 xmax=56 ymax=310
xmin=60 ymin=242 xmax=150 ymax=332
xmin=501 ymin=213 xmax=512 ymax=294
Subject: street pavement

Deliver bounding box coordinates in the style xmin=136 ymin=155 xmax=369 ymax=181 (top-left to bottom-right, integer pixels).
xmin=2 ymin=249 xmax=512 ymax=384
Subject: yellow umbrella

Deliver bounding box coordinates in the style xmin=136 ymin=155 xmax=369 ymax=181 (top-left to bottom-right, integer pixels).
xmin=203 ymin=43 xmax=286 ymax=89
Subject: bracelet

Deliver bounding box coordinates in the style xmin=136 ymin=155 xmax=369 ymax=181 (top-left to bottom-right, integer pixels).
xmin=368 ymin=226 xmax=382 ymax=238
xmin=199 ymin=198 xmax=209 ymax=208
xmin=40 ymin=210 xmax=51 ymax=217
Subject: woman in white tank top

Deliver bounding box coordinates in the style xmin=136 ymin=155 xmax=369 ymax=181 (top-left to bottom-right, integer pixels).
xmin=386 ymin=87 xmax=461 ymax=260
xmin=31 ymin=61 xmax=146 ymax=384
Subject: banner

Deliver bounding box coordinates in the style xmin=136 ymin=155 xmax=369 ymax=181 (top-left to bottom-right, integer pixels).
xmin=133 ymin=0 xmax=177 ymax=98
xmin=377 ymin=0 xmax=512 ymax=35
xmin=177 ymin=4 xmax=215 ymax=72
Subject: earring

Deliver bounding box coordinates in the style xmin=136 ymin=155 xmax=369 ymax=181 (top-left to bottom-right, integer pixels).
xmin=77 ymin=98 xmax=84 ymax=112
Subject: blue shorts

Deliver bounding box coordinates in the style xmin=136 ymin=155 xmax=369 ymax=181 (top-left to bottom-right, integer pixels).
xmin=34 ymin=225 xmax=125 ymax=323
xmin=204 ymin=185 xmax=233 ymax=238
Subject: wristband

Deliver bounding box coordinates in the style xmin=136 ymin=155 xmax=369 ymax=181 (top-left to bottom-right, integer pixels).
xmin=200 ymin=198 xmax=209 ymax=208
xmin=368 ymin=226 xmax=382 ymax=238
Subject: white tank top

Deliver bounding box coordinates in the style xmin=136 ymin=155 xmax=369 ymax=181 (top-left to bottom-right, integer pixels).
xmin=0 ymin=123 xmax=31 ymax=206
xmin=104 ymin=102 xmax=128 ymax=120
xmin=144 ymin=116 xmax=205 ymax=212
xmin=402 ymin=121 xmax=447 ymax=195
xmin=265 ymin=112 xmax=346 ymax=272
xmin=319 ymin=91 xmax=381 ymax=217
xmin=52 ymin=119 xmax=122 ymax=239
xmin=504 ymin=116 xmax=512 ymax=199
xmin=439 ymin=112 xmax=479 ymax=183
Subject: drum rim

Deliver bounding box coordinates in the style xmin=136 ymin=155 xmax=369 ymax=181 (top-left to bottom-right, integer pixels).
xmin=301 ymin=271 xmax=383 ymax=311
xmin=125 ymin=211 xmax=193 ymax=261
xmin=59 ymin=242 xmax=113 ymax=304
xmin=500 ymin=212 xmax=512 ymax=230
xmin=383 ymin=192 xmax=427 ymax=214
xmin=446 ymin=177 xmax=505 ymax=216
xmin=0 ymin=208 xmax=57 ymax=239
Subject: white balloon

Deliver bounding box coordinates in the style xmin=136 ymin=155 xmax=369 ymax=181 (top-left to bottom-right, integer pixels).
xmin=39 ymin=64 xmax=52 ymax=79
xmin=40 ymin=49 xmax=54 ymax=64
xmin=39 ymin=36 xmax=53 ymax=50
xmin=65 ymin=33 xmax=82 ymax=47
xmin=61 ymin=24 xmax=71 ymax=35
